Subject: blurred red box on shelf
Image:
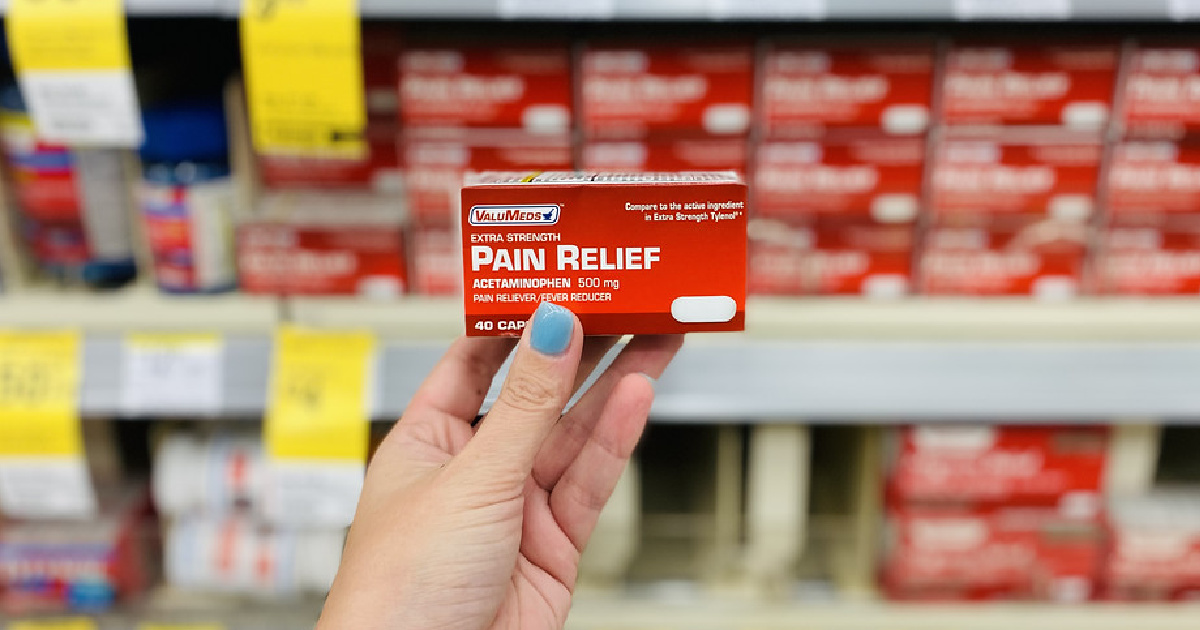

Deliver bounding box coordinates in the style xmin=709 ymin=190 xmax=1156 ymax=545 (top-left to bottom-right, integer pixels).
xmin=752 ymin=135 xmax=924 ymax=223
xmin=398 ymin=44 xmax=572 ymax=134
xmin=409 ymin=227 xmax=462 ymax=296
xmin=929 ymin=131 xmax=1103 ymax=221
xmin=362 ymin=26 xmax=402 ymax=119
xmin=1107 ymin=140 xmax=1200 ymax=217
xmin=1104 ymin=494 xmax=1200 ymax=601
xmin=759 ymin=42 xmax=935 ymax=137
xmin=882 ymin=503 xmax=1105 ymax=602
xmin=580 ymin=43 xmax=754 ymax=138
xmin=237 ymin=192 xmax=407 ymax=298
xmin=747 ymin=217 xmax=912 ymax=297
xmin=257 ymin=121 xmax=401 ymax=193
xmin=1096 ymin=218 xmax=1200 ymax=295
xmin=580 ymin=134 xmax=749 ymax=173
xmin=941 ymin=43 xmax=1119 ymax=131
xmin=888 ymin=425 xmax=1108 ymax=506
xmin=400 ymin=129 xmax=574 ymax=226
xmin=1119 ymin=46 xmax=1200 ymax=138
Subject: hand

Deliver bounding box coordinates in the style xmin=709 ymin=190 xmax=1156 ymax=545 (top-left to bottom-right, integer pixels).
xmin=318 ymin=303 xmax=684 ymax=630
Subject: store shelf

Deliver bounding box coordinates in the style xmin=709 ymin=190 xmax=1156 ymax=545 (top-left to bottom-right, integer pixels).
xmin=47 ymin=297 xmax=1200 ymax=420
xmin=0 ymin=287 xmax=280 ymax=333
xmin=0 ymin=0 xmax=1188 ymax=19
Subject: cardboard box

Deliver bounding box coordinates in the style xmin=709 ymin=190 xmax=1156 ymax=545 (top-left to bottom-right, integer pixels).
xmin=747 ymin=217 xmax=912 ymax=296
xmin=929 ymin=132 xmax=1103 ymax=221
xmin=883 ymin=504 xmax=1104 ymax=602
xmin=760 ymin=43 xmax=935 ymax=136
xmin=401 ymin=129 xmax=574 ymax=226
xmin=257 ymin=121 xmax=401 ymax=193
xmin=409 ymin=227 xmax=462 ymax=296
xmin=1096 ymin=219 xmax=1200 ymax=295
xmin=1105 ymin=494 xmax=1200 ymax=601
xmin=238 ymin=192 xmax=406 ymax=297
xmin=1119 ymin=47 xmax=1200 ymax=138
xmin=888 ymin=425 xmax=1108 ymax=506
xmin=398 ymin=44 xmax=572 ymax=133
xmin=580 ymin=44 xmax=754 ymax=137
xmin=753 ymin=136 xmax=925 ymax=222
xmin=942 ymin=43 xmax=1119 ymax=131
xmin=460 ymin=172 xmax=747 ymax=336
xmin=581 ymin=135 xmax=749 ymax=173
xmin=1107 ymin=140 xmax=1200 ymax=217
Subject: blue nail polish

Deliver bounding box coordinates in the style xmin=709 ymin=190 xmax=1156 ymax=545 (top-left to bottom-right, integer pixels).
xmin=530 ymin=302 xmax=573 ymax=355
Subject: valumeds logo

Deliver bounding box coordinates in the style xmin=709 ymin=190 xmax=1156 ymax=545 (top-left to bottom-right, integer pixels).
xmin=469 ymin=204 xmax=560 ymax=226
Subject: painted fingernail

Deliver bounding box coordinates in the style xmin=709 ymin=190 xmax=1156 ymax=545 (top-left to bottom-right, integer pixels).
xmin=530 ymin=302 xmax=574 ymax=355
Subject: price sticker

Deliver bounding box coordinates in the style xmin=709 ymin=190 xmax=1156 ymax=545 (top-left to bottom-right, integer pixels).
xmin=5 ymin=0 xmax=143 ymax=145
xmin=708 ymin=0 xmax=825 ymax=19
xmin=263 ymin=327 xmax=374 ymax=527
xmin=497 ymin=0 xmax=616 ymax=19
xmin=9 ymin=619 xmax=97 ymax=630
xmin=121 ymin=333 xmax=222 ymax=415
xmin=0 ymin=331 xmax=96 ymax=518
xmin=954 ymin=0 xmax=1071 ymax=19
xmin=240 ymin=0 xmax=366 ymax=157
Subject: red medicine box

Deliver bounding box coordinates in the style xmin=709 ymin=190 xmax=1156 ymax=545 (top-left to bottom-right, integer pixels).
xmin=398 ymin=44 xmax=572 ymax=133
xmin=759 ymin=42 xmax=935 ymax=136
xmin=1107 ymin=140 xmax=1200 ymax=218
xmin=747 ymin=217 xmax=912 ymax=297
xmin=237 ymin=192 xmax=407 ymax=297
xmin=929 ymin=132 xmax=1103 ymax=221
xmin=753 ymin=135 xmax=925 ymax=223
xmin=1119 ymin=46 xmax=1200 ymax=138
xmin=580 ymin=44 xmax=754 ymax=138
xmin=1096 ymin=218 xmax=1200 ymax=296
xmin=888 ymin=425 xmax=1108 ymax=506
xmin=461 ymin=172 xmax=747 ymax=336
xmin=941 ymin=43 xmax=1119 ymax=131
xmin=1105 ymin=495 xmax=1200 ymax=601
xmin=882 ymin=504 xmax=1105 ymax=602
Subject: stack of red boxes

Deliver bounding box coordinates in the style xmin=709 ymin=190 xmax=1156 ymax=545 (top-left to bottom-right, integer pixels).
xmin=750 ymin=42 xmax=933 ymax=296
xmin=923 ymin=43 xmax=1117 ymax=297
xmin=1104 ymin=494 xmax=1200 ymax=600
xmin=578 ymin=42 xmax=753 ymax=178
xmin=882 ymin=425 xmax=1109 ymax=601
xmin=1099 ymin=45 xmax=1200 ymax=294
xmin=241 ymin=25 xmax=409 ymax=297
xmin=397 ymin=40 xmax=575 ymax=296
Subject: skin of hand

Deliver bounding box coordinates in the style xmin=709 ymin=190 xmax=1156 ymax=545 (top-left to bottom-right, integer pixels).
xmin=317 ymin=302 xmax=684 ymax=630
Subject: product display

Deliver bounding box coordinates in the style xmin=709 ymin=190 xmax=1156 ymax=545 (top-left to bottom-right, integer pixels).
xmin=461 ymin=172 xmax=747 ymax=335
xmin=1105 ymin=494 xmax=1200 ymax=600
xmin=1118 ymin=46 xmax=1200 ymax=138
xmin=747 ymin=217 xmax=912 ymax=296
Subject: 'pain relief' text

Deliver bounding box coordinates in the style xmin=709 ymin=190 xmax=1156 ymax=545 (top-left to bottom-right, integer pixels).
xmin=471 ymin=245 xmax=660 ymax=272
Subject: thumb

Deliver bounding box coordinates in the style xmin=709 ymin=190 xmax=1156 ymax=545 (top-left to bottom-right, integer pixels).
xmin=455 ymin=302 xmax=583 ymax=489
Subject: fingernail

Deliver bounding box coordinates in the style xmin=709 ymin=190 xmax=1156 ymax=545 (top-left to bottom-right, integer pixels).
xmin=530 ymin=302 xmax=574 ymax=355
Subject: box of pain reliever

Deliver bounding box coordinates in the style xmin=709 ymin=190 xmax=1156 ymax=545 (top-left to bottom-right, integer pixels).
xmin=461 ymin=172 xmax=747 ymax=336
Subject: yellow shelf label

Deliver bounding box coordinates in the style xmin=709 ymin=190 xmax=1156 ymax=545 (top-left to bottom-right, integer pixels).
xmin=265 ymin=327 xmax=373 ymax=461
xmin=0 ymin=331 xmax=83 ymax=457
xmin=6 ymin=0 xmax=129 ymax=72
xmin=5 ymin=0 xmax=142 ymax=145
xmin=9 ymin=618 xmax=96 ymax=630
xmin=240 ymin=0 xmax=366 ymax=157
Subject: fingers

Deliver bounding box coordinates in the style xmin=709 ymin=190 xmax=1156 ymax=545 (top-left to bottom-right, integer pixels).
xmin=532 ymin=334 xmax=683 ymax=491
xmin=388 ymin=336 xmax=517 ymax=455
xmin=549 ymin=373 xmax=654 ymax=552
xmin=574 ymin=336 xmax=620 ymax=394
xmin=453 ymin=303 xmax=584 ymax=490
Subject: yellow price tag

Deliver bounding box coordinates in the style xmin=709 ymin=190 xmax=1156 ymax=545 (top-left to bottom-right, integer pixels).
xmin=5 ymin=0 xmax=142 ymax=145
xmin=240 ymin=0 xmax=366 ymax=157
xmin=0 ymin=331 xmax=83 ymax=457
xmin=265 ymin=327 xmax=373 ymax=461
xmin=9 ymin=618 xmax=96 ymax=630
xmin=7 ymin=0 xmax=129 ymax=72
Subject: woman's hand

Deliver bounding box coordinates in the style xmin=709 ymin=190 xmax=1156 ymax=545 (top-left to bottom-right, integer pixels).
xmin=318 ymin=302 xmax=683 ymax=630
